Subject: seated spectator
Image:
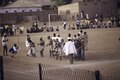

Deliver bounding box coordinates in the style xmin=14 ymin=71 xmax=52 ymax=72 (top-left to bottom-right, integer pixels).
xmin=68 ymin=25 xmax=71 ymax=30
xmin=72 ymin=24 xmax=76 ymax=30
xmin=26 ymin=28 xmax=30 ymax=33
xmin=19 ymin=26 xmax=24 ymax=34
xmin=56 ymin=26 xmax=59 ymax=31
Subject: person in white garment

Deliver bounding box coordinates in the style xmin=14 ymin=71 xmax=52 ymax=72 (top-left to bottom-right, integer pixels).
xmin=25 ymin=35 xmax=31 ymax=56
xmin=2 ymin=33 xmax=9 ymax=56
xmin=25 ymin=35 xmax=36 ymax=57
xmin=63 ymin=20 xmax=67 ymax=30
xmin=63 ymin=38 xmax=77 ymax=64
xmin=12 ymin=24 xmax=17 ymax=35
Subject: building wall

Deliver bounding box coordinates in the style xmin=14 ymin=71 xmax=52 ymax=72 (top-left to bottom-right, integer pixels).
xmin=58 ymin=0 xmax=117 ymax=19
xmin=79 ymin=2 xmax=103 ymax=18
xmin=79 ymin=1 xmax=117 ymax=18
xmin=58 ymin=3 xmax=79 ymax=14
xmin=0 ymin=7 xmax=42 ymax=13
xmin=0 ymin=10 xmax=57 ymax=24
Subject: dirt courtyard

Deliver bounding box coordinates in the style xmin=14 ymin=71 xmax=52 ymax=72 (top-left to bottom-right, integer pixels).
xmin=0 ymin=26 xmax=120 ymax=80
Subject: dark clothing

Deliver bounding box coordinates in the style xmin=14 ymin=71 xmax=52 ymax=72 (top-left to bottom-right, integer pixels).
xmin=63 ymin=24 xmax=66 ymax=30
xmin=9 ymin=47 xmax=18 ymax=54
xmin=74 ymin=40 xmax=81 ymax=60
xmin=3 ymin=45 xmax=8 ymax=56
xmin=81 ymin=41 xmax=85 ymax=61
xmin=68 ymin=54 xmax=74 ymax=64
xmin=39 ymin=41 xmax=45 ymax=46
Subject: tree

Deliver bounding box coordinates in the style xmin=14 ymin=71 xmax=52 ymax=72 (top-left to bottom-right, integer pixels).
xmin=50 ymin=0 xmax=66 ymax=10
xmin=64 ymin=0 xmax=72 ymax=4
xmin=0 ymin=0 xmax=16 ymax=7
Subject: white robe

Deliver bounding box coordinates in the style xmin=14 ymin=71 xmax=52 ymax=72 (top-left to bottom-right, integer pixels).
xmin=63 ymin=41 xmax=77 ymax=56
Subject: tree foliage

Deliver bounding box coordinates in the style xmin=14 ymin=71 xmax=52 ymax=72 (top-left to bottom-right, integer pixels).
xmin=50 ymin=0 xmax=66 ymax=10
xmin=0 ymin=0 xmax=16 ymax=7
xmin=64 ymin=0 xmax=72 ymax=4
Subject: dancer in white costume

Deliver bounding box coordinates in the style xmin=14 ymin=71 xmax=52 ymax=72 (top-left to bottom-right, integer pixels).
xmin=63 ymin=38 xmax=77 ymax=64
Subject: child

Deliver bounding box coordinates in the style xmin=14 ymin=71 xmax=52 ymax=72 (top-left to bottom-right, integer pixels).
xmin=9 ymin=44 xmax=18 ymax=57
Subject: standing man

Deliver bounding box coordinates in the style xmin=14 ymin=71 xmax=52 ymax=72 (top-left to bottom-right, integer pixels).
xmin=83 ymin=32 xmax=88 ymax=50
xmin=38 ymin=37 xmax=45 ymax=57
xmin=12 ymin=24 xmax=16 ymax=35
xmin=25 ymin=35 xmax=32 ymax=57
xmin=76 ymin=19 xmax=80 ymax=30
xmin=81 ymin=38 xmax=85 ymax=61
xmin=67 ymin=33 xmax=72 ymax=40
xmin=2 ymin=33 xmax=8 ymax=56
xmin=63 ymin=38 xmax=77 ymax=64
xmin=63 ymin=20 xmax=67 ymax=30
xmin=46 ymin=36 xmax=53 ymax=58
xmin=79 ymin=30 xmax=84 ymax=38
xmin=75 ymin=35 xmax=81 ymax=60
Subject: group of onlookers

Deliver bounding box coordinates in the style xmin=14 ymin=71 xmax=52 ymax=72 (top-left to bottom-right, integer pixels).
xmin=26 ymin=22 xmax=59 ymax=33
xmin=0 ymin=24 xmax=17 ymax=36
xmin=0 ymin=23 xmax=24 ymax=37
xmin=62 ymin=16 xmax=120 ymax=30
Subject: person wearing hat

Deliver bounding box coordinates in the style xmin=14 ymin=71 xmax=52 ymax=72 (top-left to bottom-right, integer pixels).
xmin=63 ymin=38 xmax=77 ymax=64
xmin=2 ymin=33 xmax=9 ymax=56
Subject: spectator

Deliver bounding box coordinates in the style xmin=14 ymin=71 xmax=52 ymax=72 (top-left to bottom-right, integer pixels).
xmin=2 ymin=33 xmax=8 ymax=56
xmin=63 ymin=20 xmax=67 ymax=30
xmin=9 ymin=44 xmax=18 ymax=57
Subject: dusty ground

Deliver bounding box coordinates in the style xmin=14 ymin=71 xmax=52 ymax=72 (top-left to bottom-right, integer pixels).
xmin=0 ymin=22 xmax=120 ymax=80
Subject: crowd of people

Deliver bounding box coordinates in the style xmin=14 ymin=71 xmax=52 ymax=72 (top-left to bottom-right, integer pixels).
xmin=26 ymin=22 xmax=59 ymax=33
xmin=1 ymin=15 xmax=120 ymax=64
xmin=24 ymin=30 xmax=88 ymax=64
xmin=0 ymin=23 xmax=24 ymax=36
xmin=62 ymin=16 xmax=120 ymax=30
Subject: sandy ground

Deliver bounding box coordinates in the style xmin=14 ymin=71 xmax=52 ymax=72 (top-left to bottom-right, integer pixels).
xmin=0 ymin=23 xmax=120 ymax=80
